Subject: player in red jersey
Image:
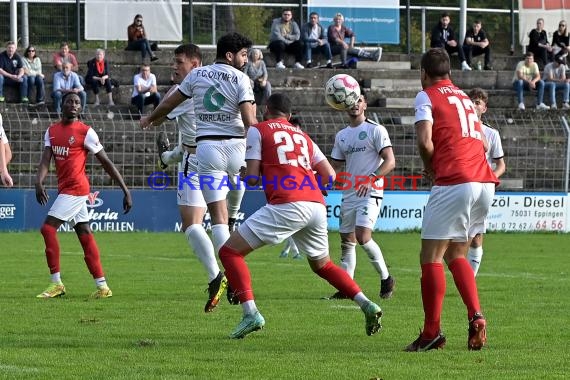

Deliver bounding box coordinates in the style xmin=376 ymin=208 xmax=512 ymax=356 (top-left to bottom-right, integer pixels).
xmin=217 ymin=93 xmax=383 ymax=339
xmin=35 ymin=93 xmax=132 ymax=299
xmin=405 ymin=48 xmax=499 ymax=352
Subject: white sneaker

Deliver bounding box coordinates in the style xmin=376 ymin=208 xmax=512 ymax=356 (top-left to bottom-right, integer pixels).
xmin=293 ymin=62 xmax=304 ymax=69
xmin=551 ymin=104 xmax=558 ymax=110
xmin=563 ymin=102 xmax=570 ymax=109
xmin=536 ymin=103 xmax=550 ymax=110
xmin=518 ymin=102 xmax=526 ymax=110
xmin=275 ymin=61 xmax=286 ymax=69
xmin=461 ymin=61 xmax=472 ymax=71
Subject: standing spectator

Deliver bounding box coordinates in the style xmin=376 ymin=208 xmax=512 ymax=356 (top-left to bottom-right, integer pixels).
xmin=463 ymin=20 xmax=493 ymax=70
xmin=0 ymin=41 xmax=28 ymax=103
xmin=217 ymin=93 xmax=383 ymax=339
xmin=430 ymin=12 xmax=471 ymax=71
xmin=131 ymin=64 xmax=160 ymax=114
xmin=126 ymin=14 xmax=158 ymax=62
xmin=301 ymin=12 xmax=333 ymax=68
xmin=327 ymin=94 xmax=396 ymax=300
xmin=245 ymin=48 xmax=271 ymax=105
xmin=405 ymin=48 xmax=498 ymax=352
xmin=0 ymin=112 xmax=13 ymax=187
xmin=22 ymin=46 xmax=45 ymax=105
xmin=543 ymin=55 xmax=570 ymax=109
xmin=52 ymin=62 xmax=87 ymax=116
xmin=85 ymin=49 xmax=115 ymax=106
xmin=512 ymin=51 xmax=549 ymax=111
xmin=528 ymin=18 xmax=553 ymax=68
xmin=268 ymin=8 xmax=304 ymax=69
xmin=552 ymin=20 xmax=570 ymax=58
xmin=466 ymin=88 xmax=506 ymax=276
xmin=327 ymin=13 xmax=381 ymax=68
xmin=35 ymin=93 xmax=132 ymax=299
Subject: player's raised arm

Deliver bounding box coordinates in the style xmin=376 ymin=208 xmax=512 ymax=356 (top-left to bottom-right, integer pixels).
xmin=35 ymin=147 xmax=53 ymax=205
xmin=140 ymin=90 xmax=187 ymax=130
xmin=95 ymin=150 xmax=132 ymax=214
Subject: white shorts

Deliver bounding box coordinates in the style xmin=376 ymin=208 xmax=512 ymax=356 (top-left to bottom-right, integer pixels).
xmin=177 ymin=152 xmax=207 ymax=208
xmin=238 ymin=201 xmax=329 ymax=260
xmin=196 ymin=138 xmax=246 ymax=203
xmin=339 ymin=195 xmax=383 ymax=233
xmin=48 ymin=194 xmax=89 ymax=226
xmin=421 ymin=182 xmax=495 ymax=241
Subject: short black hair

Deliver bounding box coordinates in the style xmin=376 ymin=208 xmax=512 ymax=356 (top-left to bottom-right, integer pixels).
xmin=421 ymin=48 xmax=451 ymax=78
xmin=266 ymin=93 xmax=292 ymax=116
xmin=216 ymin=32 xmax=253 ymax=60
xmin=174 ymin=43 xmax=202 ymax=62
xmin=61 ymin=92 xmax=80 ymax=107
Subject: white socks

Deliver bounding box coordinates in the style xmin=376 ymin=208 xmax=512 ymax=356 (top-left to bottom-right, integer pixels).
xmin=211 ymin=224 xmax=230 ymax=255
xmin=95 ymin=277 xmax=107 ymax=288
xmin=467 ymin=246 xmax=483 ymax=276
xmin=361 ymin=240 xmax=389 ymax=280
xmin=242 ymin=300 xmax=258 ymax=316
xmin=227 ymin=184 xmax=245 ymax=220
xmin=161 ymin=144 xmax=184 ymax=166
xmin=185 ymin=224 xmax=219 ymax=282
xmin=51 ymin=272 xmax=62 ymax=284
xmin=340 ymin=241 xmax=357 ymax=278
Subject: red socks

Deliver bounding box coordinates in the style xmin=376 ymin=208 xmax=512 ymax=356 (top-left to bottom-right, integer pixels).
xmin=316 ymin=261 xmax=361 ymax=299
xmin=421 ymin=262 xmax=446 ymax=339
xmin=78 ymin=233 xmax=104 ymax=279
xmin=219 ymin=245 xmax=254 ymax=303
xmin=448 ymin=257 xmax=481 ymax=319
xmin=40 ymin=223 xmax=60 ymax=274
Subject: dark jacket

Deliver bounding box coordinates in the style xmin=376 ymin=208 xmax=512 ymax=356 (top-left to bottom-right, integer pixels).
xmin=85 ymin=58 xmax=110 ymax=83
xmin=431 ymin=23 xmax=457 ymax=48
xmin=301 ymin=22 xmax=327 ymax=47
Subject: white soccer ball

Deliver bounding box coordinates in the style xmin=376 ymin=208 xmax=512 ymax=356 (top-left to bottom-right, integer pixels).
xmin=324 ymin=74 xmax=361 ymax=111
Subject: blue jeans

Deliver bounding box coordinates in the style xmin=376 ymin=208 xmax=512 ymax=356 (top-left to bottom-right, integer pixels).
xmin=305 ymin=42 xmax=332 ymax=62
xmin=513 ymin=79 xmax=545 ymax=105
xmin=27 ymin=75 xmax=45 ymax=103
xmin=127 ymin=39 xmax=153 ymax=59
xmin=545 ymin=81 xmax=570 ymax=105
xmin=0 ymin=74 xmax=28 ymax=100
xmin=131 ymin=92 xmax=161 ymax=114
xmin=52 ymin=90 xmax=87 ymax=114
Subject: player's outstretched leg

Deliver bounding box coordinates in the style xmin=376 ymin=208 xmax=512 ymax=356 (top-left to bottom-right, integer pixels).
xmin=156 ymin=131 xmax=170 ymax=169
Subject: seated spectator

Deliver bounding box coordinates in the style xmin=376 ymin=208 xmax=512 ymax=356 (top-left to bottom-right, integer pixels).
xmin=86 ymin=49 xmax=115 ymax=106
xmin=552 ymin=20 xmax=570 ymax=58
xmin=0 ymin=41 xmax=28 ymax=103
xmin=22 ymin=45 xmax=45 ymax=105
xmin=463 ymin=19 xmax=493 ymax=70
xmin=52 ymin=42 xmax=79 ymax=72
xmin=528 ymin=18 xmax=553 ymax=69
xmin=126 ymin=14 xmax=158 ymax=62
xmin=512 ymin=52 xmax=549 ymax=111
xmin=52 ymin=62 xmax=87 ymax=115
xmin=245 ymin=48 xmax=271 ymax=105
xmin=131 ymin=64 xmax=160 ymax=114
xmin=268 ymin=8 xmax=304 ymax=69
xmin=431 ymin=12 xmax=471 ymax=71
xmin=301 ymin=12 xmax=332 ymax=68
xmin=543 ymin=55 xmax=570 ymax=109
xmin=327 ymin=13 xmax=381 ymax=68
xmin=0 ymin=112 xmax=13 ymax=187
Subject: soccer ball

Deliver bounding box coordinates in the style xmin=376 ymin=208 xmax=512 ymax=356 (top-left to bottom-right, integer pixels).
xmin=324 ymin=74 xmax=361 ymax=111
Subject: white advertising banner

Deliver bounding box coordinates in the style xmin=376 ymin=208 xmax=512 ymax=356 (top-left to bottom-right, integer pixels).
xmin=85 ymin=0 xmax=182 ymax=41
xmin=518 ymin=0 xmax=570 ymax=49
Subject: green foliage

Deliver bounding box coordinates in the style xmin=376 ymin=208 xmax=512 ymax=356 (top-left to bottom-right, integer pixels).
xmin=233 ymin=2 xmax=273 ymax=45
xmin=1 ymin=231 xmax=569 ymax=378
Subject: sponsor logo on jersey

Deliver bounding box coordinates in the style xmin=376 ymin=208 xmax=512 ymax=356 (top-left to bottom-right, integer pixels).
xmin=68 ymin=136 xmax=76 ymax=145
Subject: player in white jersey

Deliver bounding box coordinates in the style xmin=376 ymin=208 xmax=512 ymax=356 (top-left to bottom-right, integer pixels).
xmin=329 ymin=94 xmax=396 ymax=299
xmin=143 ymin=44 xmax=231 ymax=312
xmin=0 ymin=113 xmax=13 ymax=187
xmin=467 ymin=88 xmax=506 ymax=276
xmin=140 ymin=33 xmax=257 ymax=261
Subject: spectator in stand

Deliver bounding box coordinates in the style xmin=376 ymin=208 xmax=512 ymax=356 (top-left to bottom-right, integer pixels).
xmin=431 ymin=12 xmax=471 ymax=71
xmin=52 ymin=42 xmax=79 ymax=72
xmin=0 ymin=41 xmax=28 ymax=103
xmin=268 ymin=8 xmax=304 ymax=69
xmin=85 ymin=49 xmax=115 ymax=106
xmin=127 ymin=14 xmax=159 ymax=62
xmin=131 ymin=64 xmax=160 ymax=114
xmin=327 ymin=13 xmax=381 ymax=68
xmin=52 ymin=62 xmax=87 ymax=116
xmin=245 ymin=48 xmax=271 ymax=105
xmin=528 ymin=18 xmax=553 ymax=69
xmin=552 ymin=20 xmax=570 ymax=58
xmin=22 ymin=45 xmax=45 ymax=105
xmin=301 ymin=12 xmax=333 ymax=68
xmin=543 ymin=54 xmax=570 ymax=109
xmin=512 ymin=51 xmax=549 ymax=111
xmin=463 ymin=20 xmax=493 ymax=70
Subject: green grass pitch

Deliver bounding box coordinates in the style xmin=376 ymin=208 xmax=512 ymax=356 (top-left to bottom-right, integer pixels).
xmin=0 ymin=231 xmax=569 ymax=379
